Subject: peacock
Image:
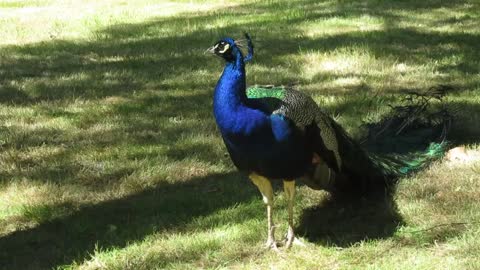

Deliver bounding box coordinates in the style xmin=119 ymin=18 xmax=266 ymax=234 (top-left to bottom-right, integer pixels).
xmin=207 ymin=33 xmax=448 ymax=249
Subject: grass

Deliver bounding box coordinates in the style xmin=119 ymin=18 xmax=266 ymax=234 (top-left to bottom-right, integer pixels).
xmin=0 ymin=0 xmax=479 ymax=269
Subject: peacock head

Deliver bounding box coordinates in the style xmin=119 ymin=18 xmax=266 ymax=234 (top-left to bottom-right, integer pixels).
xmin=207 ymin=33 xmax=254 ymax=63
xmin=207 ymin=38 xmax=237 ymax=62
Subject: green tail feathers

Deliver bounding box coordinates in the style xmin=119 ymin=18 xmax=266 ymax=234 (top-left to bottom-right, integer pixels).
xmin=397 ymin=142 xmax=447 ymax=175
xmin=372 ymin=141 xmax=448 ymax=179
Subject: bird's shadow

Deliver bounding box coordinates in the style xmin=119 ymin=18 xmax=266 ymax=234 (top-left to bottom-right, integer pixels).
xmin=297 ymin=190 xmax=403 ymax=247
xmin=296 ymin=87 xmax=464 ymax=247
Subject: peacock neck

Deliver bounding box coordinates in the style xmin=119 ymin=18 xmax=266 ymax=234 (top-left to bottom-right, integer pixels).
xmin=213 ymin=49 xmax=269 ymax=136
xmin=213 ymin=53 xmax=248 ymax=113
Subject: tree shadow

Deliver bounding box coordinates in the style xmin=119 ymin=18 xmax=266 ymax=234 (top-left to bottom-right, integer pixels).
xmin=1 ymin=0 xmax=479 ymax=103
xmin=0 ymin=0 xmax=479 ymax=267
xmin=444 ymin=100 xmax=480 ymax=145
xmin=0 ymin=171 xmax=256 ymax=270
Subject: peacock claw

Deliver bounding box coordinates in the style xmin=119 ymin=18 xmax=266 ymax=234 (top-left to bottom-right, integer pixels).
xmin=285 ymin=226 xmax=294 ymax=249
xmin=284 ymin=227 xmax=306 ymax=248
xmin=265 ymin=239 xmax=280 ymax=251
xmin=284 ymin=236 xmax=306 ymax=249
xmin=264 ymin=225 xmax=280 ymax=251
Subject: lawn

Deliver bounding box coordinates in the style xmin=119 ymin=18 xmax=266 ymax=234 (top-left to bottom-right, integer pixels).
xmin=0 ymin=0 xmax=479 ymax=269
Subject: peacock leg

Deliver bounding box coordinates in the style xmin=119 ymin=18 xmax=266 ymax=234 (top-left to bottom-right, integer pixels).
xmin=283 ymin=180 xmax=306 ymax=248
xmin=249 ymin=173 xmax=277 ymax=250
xmin=283 ymin=180 xmax=296 ymax=248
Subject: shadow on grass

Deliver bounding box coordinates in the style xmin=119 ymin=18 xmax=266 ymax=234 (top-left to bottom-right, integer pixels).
xmin=296 ymin=94 xmax=480 ymax=247
xmin=446 ymin=100 xmax=480 ymax=145
xmin=0 ymin=0 xmax=477 ymax=164
xmin=0 ymin=171 xmax=256 ymax=270
xmin=297 ymin=192 xmax=403 ymax=247
xmin=1 ymin=0 xmax=479 ymax=103
xmin=296 ymin=85 xmax=476 ymax=247
xmin=0 ymin=0 xmax=480 ymax=268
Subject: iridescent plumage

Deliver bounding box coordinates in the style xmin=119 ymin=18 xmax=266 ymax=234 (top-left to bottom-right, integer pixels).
xmin=208 ymin=34 xmax=448 ymax=249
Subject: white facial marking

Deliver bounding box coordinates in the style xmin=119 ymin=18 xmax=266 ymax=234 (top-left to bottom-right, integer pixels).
xmin=218 ymin=43 xmax=230 ymax=53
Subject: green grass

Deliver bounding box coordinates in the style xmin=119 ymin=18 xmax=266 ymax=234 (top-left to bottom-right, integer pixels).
xmin=1 ymin=0 xmax=479 ymax=269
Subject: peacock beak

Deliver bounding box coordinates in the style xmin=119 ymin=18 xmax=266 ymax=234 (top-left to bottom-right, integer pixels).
xmin=205 ymin=46 xmax=216 ymax=54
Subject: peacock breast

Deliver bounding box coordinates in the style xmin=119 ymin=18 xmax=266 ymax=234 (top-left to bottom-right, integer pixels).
xmin=221 ymin=120 xmax=312 ymax=179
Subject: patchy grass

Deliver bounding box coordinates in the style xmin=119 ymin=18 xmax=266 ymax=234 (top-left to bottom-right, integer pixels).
xmin=0 ymin=0 xmax=479 ymax=269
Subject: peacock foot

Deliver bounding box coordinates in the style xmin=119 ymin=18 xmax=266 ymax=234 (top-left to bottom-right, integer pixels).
xmin=265 ymin=225 xmax=279 ymax=251
xmin=285 ymin=227 xmax=306 ymax=249
xmin=285 ymin=226 xmax=294 ymax=248
xmin=265 ymin=238 xmax=279 ymax=251
xmin=285 ymin=236 xmax=306 ymax=249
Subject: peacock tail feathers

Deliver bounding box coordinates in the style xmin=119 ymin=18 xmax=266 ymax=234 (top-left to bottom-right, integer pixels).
xmin=245 ymin=84 xmax=451 ymax=193
xmin=363 ymin=87 xmax=451 ymax=178
xmin=397 ymin=141 xmax=447 ymax=174
xmin=370 ymin=141 xmax=447 ymax=179
xmin=303 ymin=87 xmax=451 ymax=193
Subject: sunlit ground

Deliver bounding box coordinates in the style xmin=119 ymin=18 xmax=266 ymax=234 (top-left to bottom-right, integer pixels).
xmin=0 ymin=0 xmax=479 ymax=269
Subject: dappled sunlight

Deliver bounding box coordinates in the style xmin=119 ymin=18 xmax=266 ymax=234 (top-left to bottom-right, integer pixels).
xmin=0 ymin=179 xmax=82 ymax=236
xmin=6 ymin=116 xmax=74 ymax=131
xmin=319 ymin=57 xmax=358 ymax=73
xmin=330 ymin=76 xmax=365 ymax=88
xmin=76 ymin=219 xmax=264 ymax=269
xmin=0 ymin=0 xmax=245 ymax=45
xmin=302 ymin=15 xmax=384 ymax=37
xmin=0 ymin=171 xmax=259 ymax=269
xmin=0 ymin=179 xmax=59 ymax=218
xmin=1 ymin=0 xmax=480 ymax=268
xmin=301 ymin=52 xmax=363 ymax=83
xmin=395 ymin=156 xmax=480 ymax=246
xmin=145 ymin=1 xmax=240 ymax=18
xmin=389 ymin=5 xmax=480 ymax=34
xmin=0 ymin=88 xmax=228 ymax=235
xmin=299 ymin=45 xmax=444 ymax=91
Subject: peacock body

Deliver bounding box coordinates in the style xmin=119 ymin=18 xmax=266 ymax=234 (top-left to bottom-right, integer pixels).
xmin=216 ymin=85 xmax=313 ymax=180
xmin=244 ymin=85 xmax=448 ymax=192
xmin=208 ymin=34 xmax=448 ymax=249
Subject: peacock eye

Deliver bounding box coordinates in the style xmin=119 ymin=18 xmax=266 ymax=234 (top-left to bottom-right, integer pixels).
xmin=218 ymin=43 xmax=230 ymax=53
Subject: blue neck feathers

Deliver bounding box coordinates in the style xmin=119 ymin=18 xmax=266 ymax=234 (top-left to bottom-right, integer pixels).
xmin=213 ymin=48 xmax=247 ymax=110
xmin=213 ymin=47 xmax=267 ymax=136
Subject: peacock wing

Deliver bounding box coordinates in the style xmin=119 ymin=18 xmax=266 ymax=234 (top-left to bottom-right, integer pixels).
xmin=245 ymin=85 xmax=285 ymax=113
xmin=247 ymin=85 xmax=343 ymax=172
